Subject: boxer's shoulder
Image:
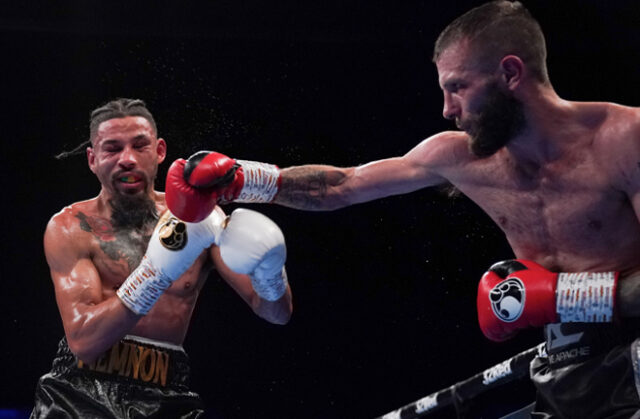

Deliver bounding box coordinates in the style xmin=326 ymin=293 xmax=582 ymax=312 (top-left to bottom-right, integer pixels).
xmin=411 ymin=130 xmax=472 ymax=166
xmin=572 ymin=102 xmax=640 ymax=190
xmin=573 ymin=102 xmax=640 ymax=142
xmin=46 ymin=198 xmax=119 ymax=259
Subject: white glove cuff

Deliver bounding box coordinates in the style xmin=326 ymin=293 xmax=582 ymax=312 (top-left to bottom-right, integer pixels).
xmin=117 ymin=256 xmax=172 ymax=315
xmin=236 ymin=160 xmax=280 ymax=203
xmin=556 ymin=271 xmax=617 ymax=323
xmin=251 ymin=266 xmax=288 ymax=302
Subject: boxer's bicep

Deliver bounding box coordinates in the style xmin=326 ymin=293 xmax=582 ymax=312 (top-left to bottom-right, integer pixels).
xmin=44 ymin=217 xmax=103 ymax=333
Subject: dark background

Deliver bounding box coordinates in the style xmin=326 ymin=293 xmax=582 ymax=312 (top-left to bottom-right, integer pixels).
xmin=2 ymin=1 xmax=639 ymax=418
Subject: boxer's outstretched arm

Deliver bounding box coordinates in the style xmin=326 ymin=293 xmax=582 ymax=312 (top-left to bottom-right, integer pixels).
xmin=274 ymin=132 xmax=455 ymax=210
xmin=166 ymin=131 xmax=460 ymax=221
xmin=44 ymin=214 xmax=140 ymax=364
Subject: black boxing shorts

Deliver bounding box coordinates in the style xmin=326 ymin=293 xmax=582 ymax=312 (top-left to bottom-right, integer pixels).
xmin=530 ymin=322 xmax=640 ymax=419
xmin=31 ymin=336 xmax=204 ymax=419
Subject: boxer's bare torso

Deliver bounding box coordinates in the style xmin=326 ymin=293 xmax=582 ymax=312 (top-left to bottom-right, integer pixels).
xmin=435 ymin=102 xmax=640 ymax=277
xmin=47 ymin=192 xmax=210 ymax=346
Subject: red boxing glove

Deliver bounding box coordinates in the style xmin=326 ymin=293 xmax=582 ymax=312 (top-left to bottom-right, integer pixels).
xmin=165 ymin=152 xmax=238 ymax=222
xmin=477 ymin=260 xmax=618 ymax=342
xmin=165 ymin=151 xmax=281 ymax=223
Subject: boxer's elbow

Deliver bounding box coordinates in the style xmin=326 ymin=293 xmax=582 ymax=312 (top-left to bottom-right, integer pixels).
xmin=67 ymin=336 xmax=102 ymax=364
xmin=254 ymin=294 xmax=293 ymax=325
xmin=269 ymin=306 xmax=292 ymax=325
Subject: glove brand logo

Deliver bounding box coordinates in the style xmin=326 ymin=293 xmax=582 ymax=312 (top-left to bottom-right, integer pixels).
xmin=489 ymin=278 xmax=525 ymax=322
xmin=159 ymin=216 xmax=188 ymax=251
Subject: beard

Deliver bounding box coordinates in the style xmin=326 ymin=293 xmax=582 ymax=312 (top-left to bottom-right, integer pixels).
xmin=464 ymin=83 xmax=526 ymax=158
xmin=109 ymin=194 xmax=158 ymax=230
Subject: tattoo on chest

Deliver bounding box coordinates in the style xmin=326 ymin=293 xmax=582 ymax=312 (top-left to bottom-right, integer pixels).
xmin=76 ymin=212 xmax=152 ymax=270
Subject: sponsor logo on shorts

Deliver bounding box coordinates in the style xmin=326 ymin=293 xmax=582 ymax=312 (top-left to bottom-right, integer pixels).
xmin=489 ymin=278 xmax=525 ymax=322
xmin=548 ymin=346 xmax=590 ymax=365
xmin=545 ymin=323 xmax=584 ymax=350
xmin=158 ymin=213 xmax=187 ymax=251
xmin=482 ymin=359 xmax=513 ymax=385
xmin=77 ymin=341 xmax=170 ymax=387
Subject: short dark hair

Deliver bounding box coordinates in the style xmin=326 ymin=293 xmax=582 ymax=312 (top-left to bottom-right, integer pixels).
xmin=56 ymin=98 xmax=158 ymax=159
xmin=89 ymin=98 xmax=157 ymax=143
xmin=433 ymin=1 xmax=549 ymax=84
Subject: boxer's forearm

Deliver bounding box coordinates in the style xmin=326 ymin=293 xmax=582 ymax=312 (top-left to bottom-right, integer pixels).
xmin=65 ymin=297 xmax=141 ymax=364
xmin=252 ymin=287 xmax=293 ymax=325
xmin=616 ymin=271 xmax=640 ymax=318
xmin=275 ymin=166 xmax=352 ymax=210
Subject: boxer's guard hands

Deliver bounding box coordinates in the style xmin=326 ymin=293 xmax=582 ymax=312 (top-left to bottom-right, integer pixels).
xmin=165 ymin=152 xmax=288 ymax=301
xmin=117 ymin=209 xmax=224 ymax=315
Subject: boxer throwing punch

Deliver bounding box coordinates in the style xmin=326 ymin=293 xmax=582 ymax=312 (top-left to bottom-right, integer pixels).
xmin=167 ymin=2 xmax=640 ymax=417
xmin=32 ymin=98 xmax=292 ymax=418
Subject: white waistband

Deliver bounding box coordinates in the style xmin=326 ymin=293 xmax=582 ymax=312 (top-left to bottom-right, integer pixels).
xmin=124 ymin=335 xmax=184 ymax=351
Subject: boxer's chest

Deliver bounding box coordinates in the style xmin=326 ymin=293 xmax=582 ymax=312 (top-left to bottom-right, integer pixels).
xmin=456 ymin=155 xmax=640 ymax=270
xmin=86 ymin=224 xmax=207 ymax=296
xmin=77 ymin=213 xmax=153 ymax=290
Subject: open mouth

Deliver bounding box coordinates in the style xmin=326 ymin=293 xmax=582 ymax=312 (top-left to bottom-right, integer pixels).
xmin=119 ymin=175 xmax=141 ymax=184
xmin=115 ymin=173 xmax=145 ymax=192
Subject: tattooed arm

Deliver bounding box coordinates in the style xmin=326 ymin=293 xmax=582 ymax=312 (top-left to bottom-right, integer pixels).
xmin=274 ymin=133 xmax=457 ymax=210
xmin=44 ymin=207 xmax=140 ymax=363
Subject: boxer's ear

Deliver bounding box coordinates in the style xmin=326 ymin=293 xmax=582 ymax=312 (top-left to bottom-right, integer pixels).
xmin=499 ymin=55 xmax=524 ymax=91
xmin=156 ymin=138 xmax=167 ymax=164
xmin=87 ymin=145 xmax=96 ymax=173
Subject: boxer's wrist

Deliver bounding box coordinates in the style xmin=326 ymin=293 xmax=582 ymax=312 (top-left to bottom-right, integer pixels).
xmin=235 ymin=160 xmax=281 ymax=203
xmin=556 ymin=271 xmax=618 ymax=323
xmin=117 ymin=256 xmax=172 ymax=315
xmin=251 ymin=266 xmax=288 ymax=301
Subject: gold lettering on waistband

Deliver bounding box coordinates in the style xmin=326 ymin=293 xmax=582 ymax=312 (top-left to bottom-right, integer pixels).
xmin=154 ymin=351 xmax=169 ymax=386
xmin=126 ymin=345 xmax=144 ymax=379
xmin=76 ymin=340 xmax=172 ymax=387
xmin=107 ymin=341 xmax=130 ymax=375
xmin=139 ymin=347 xmax=156 ymax=382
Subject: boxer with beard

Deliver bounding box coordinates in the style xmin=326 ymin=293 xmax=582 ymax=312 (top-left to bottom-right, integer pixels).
xmin=164 ymin=2 xmax=640 ymax=417
xmin=31 ymin=98 xmax=293 ymax=418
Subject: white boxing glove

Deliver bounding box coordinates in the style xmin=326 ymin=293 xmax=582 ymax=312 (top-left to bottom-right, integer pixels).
xmin=118 ymin=209 xmax=225 ymax=315
xmin=218 ymin=208 xmax=288 ymax=301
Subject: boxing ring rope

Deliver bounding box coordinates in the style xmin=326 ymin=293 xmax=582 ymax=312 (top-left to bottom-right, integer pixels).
xmin=376 ymin=342 xmax=545 ymax=419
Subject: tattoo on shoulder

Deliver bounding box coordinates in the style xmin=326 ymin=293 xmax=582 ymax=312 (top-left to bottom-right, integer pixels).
xmin=75 ymin=212 xmax=150 ymax=269
xmin=76 ymin=212 xmax=115 ymax=241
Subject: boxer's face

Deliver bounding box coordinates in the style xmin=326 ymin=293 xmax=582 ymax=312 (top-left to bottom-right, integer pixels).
xmin=436 ymin=41 xmax=525 ymax=157
xmin=87 ymin=116 xmax=166 ymax=199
